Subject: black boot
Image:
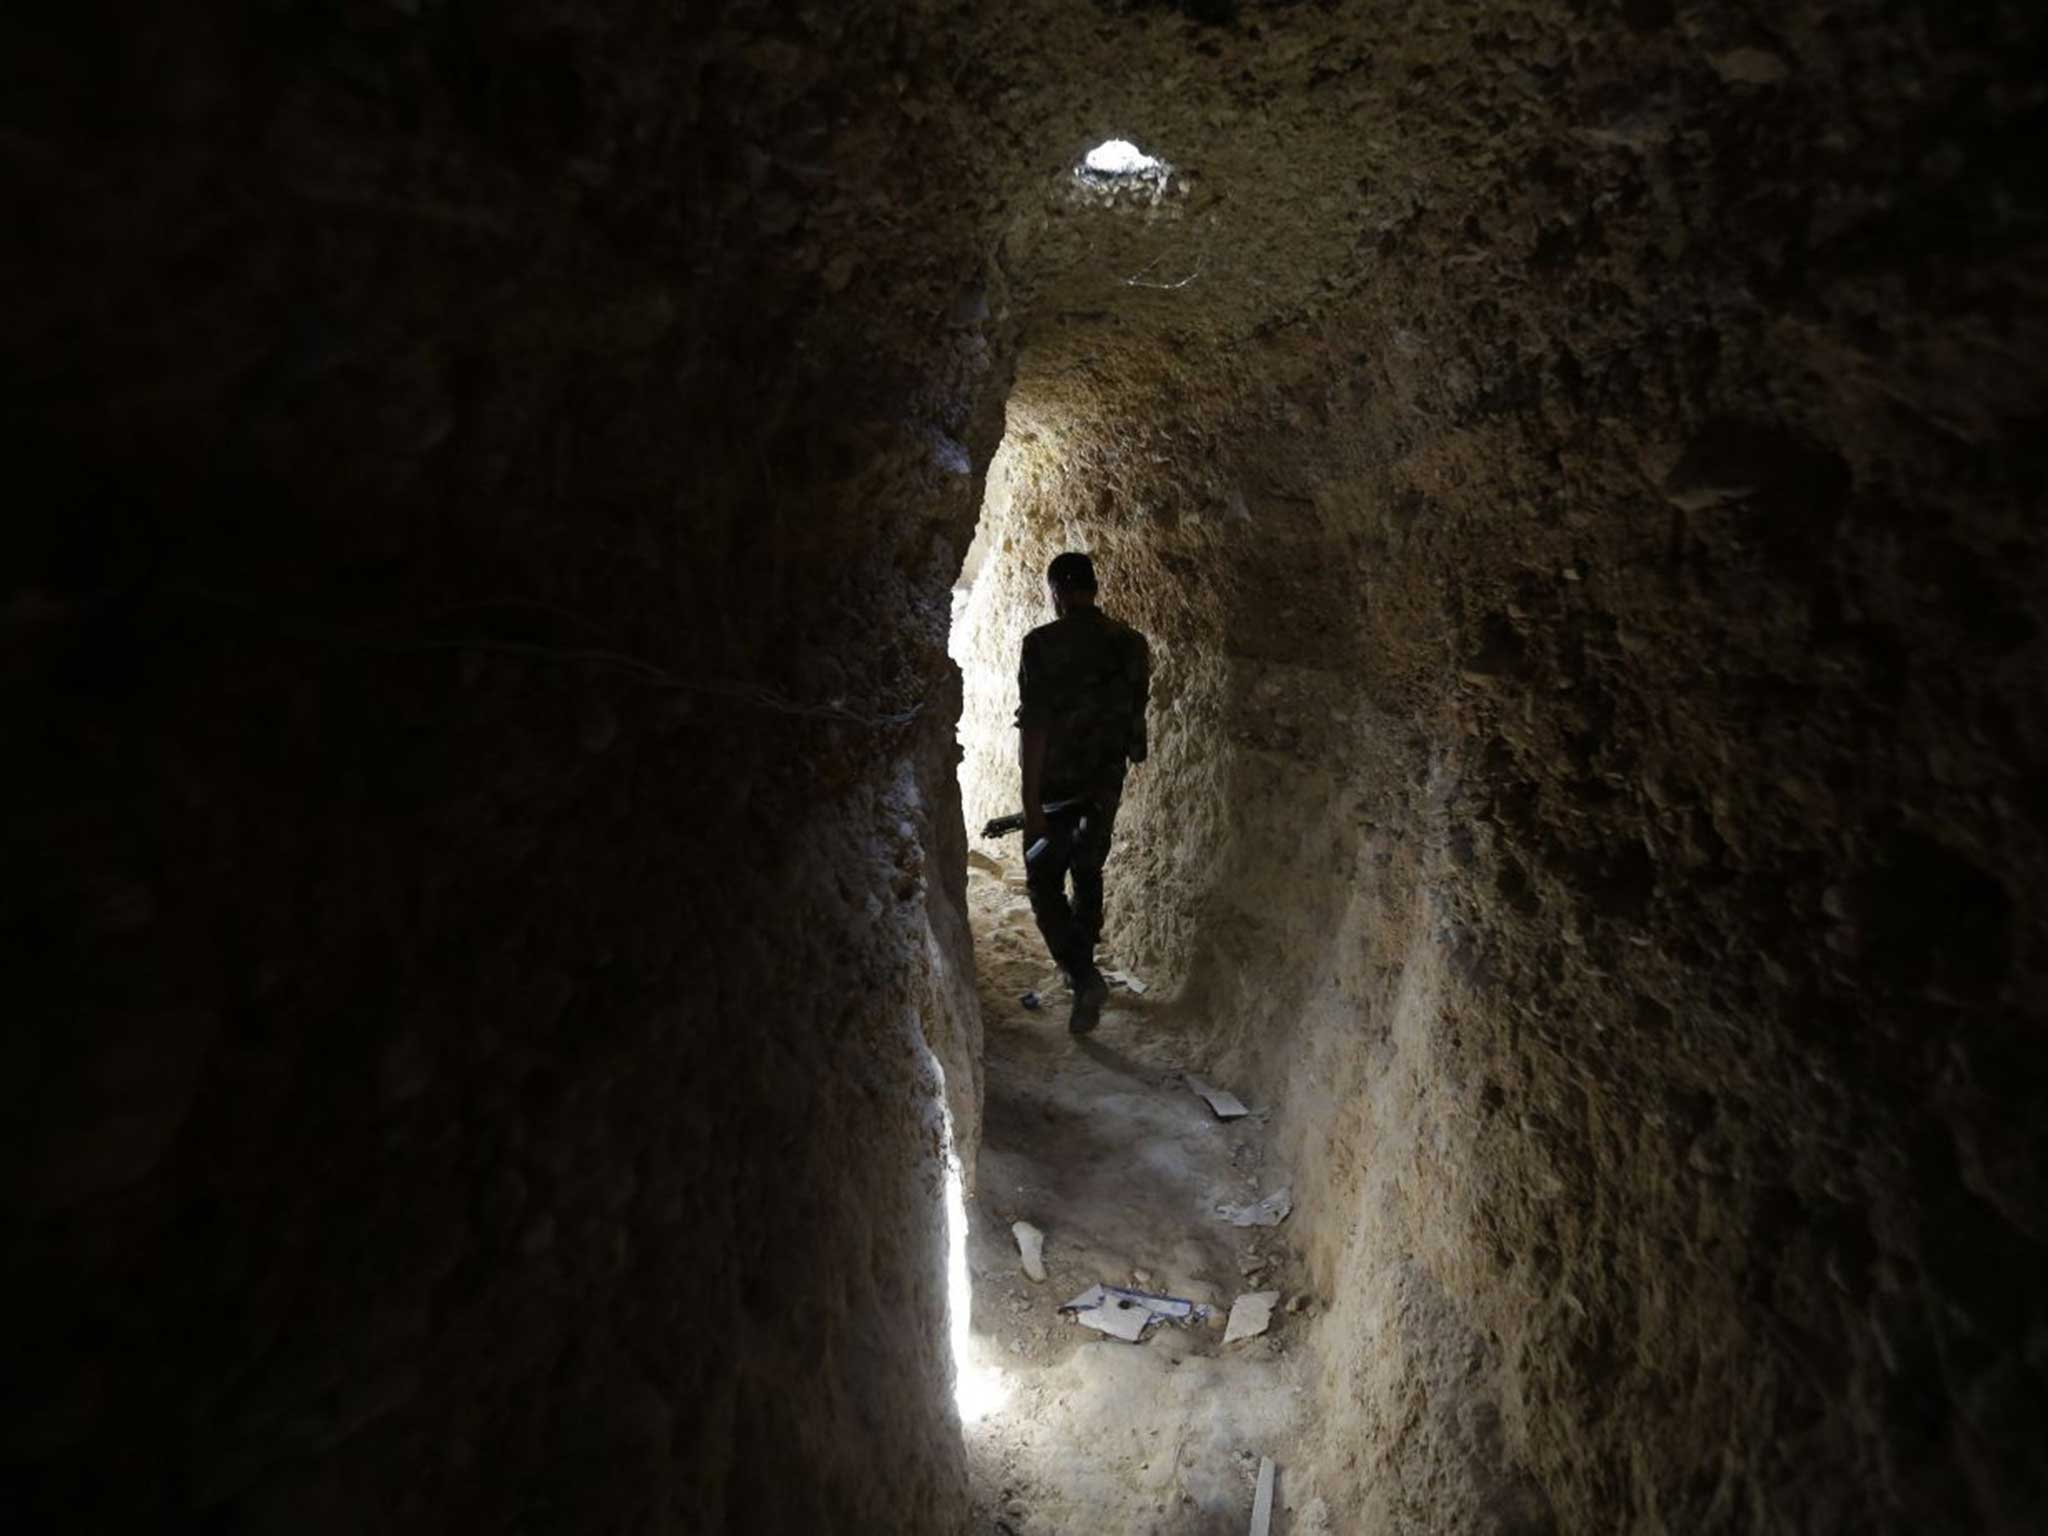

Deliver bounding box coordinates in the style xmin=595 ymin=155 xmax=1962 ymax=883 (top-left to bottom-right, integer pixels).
xmin=1066 ymin=947 xmax=1108 ymax=1035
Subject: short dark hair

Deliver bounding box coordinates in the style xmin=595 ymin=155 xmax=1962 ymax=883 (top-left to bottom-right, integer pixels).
xmin=1047 ymin=551 xmax=1098 ymax=592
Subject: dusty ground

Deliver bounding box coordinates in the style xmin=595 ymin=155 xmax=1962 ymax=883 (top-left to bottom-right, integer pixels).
xmin=960 ymin=861 xmax=1328 ymax=1535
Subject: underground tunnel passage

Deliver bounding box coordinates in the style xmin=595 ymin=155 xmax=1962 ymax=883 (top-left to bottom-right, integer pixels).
xmin=5 ymin=1 xmax=2045 ymax=1533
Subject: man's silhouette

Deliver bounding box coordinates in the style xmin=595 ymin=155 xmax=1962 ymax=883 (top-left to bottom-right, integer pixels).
xmin=1015 ymin=551 xmax=1151 ymax=1034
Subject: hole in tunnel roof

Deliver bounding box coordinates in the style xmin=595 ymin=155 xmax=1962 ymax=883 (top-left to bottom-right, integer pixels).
xmin=1070 ymin=137 xmax=1181 ymax=208
xmin=1082 ymin=139 xmax=1162 ymax=176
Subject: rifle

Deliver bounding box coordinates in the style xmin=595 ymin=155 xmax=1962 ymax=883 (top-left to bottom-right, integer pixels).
xmin=982 ymin=795 xmax=1092 ymax=864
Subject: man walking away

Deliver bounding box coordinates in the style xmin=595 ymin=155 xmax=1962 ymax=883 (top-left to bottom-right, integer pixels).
xmin=1015 ymin=551 xmax=1151 ymax=1034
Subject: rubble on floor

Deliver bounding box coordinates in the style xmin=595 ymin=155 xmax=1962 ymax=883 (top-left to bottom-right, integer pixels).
xmin=1218 ymin=1188 xmax=1292 ymax=1228
xmin=1223 ymin=1291 xmax=1280 ymax=1345
xmin=1188 ymin=1076 xmax=1250 ymax=1119
xmin=1250 ymin=1455 xmax=1277 ymax=1536
xmin=1014 ymin=1221 xmax=1047 ymax=1282
xmin=1060 ymin=1282 xmax=1208 ymax=1342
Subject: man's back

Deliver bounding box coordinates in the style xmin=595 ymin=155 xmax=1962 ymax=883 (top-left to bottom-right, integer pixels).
xmin=1016 ymin=606 xmax=1150 ymax=797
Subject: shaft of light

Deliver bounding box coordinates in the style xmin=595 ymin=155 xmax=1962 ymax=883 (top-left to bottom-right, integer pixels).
xmin=931 ymin=1056 xmax=1008 ymax=1424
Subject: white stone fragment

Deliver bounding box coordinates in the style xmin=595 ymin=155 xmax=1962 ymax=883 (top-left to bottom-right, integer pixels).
xmin=1188 ymin=1077 xmax=1249 ymax=1119
xmin=1219 ymin=1187 xmax=1292 ymax=1227
xmin=1059 ymin=1281 xmax=1200 ymax=1342
xmin=1073 ymin=1294 xmax=1152 ymax=1342
xmin=1223 ymin=1290 xmax=1281 ymax=1344
xmin=1250 ymin=1455 xmax=1276 ymax=1535
xmin=1013 ymin=1220 xmax=1046 ymax=1282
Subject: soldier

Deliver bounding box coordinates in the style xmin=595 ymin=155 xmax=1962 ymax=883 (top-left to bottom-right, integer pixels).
xmin=1016 ymin=551 xmax=1151 ymax=1034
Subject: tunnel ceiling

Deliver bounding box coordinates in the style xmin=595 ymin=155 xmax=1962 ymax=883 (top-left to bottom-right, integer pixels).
xmin=941 ymin=0 xmax=2036 ymax=461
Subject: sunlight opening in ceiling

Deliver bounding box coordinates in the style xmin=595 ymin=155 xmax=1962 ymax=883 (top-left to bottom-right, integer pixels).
xmin=1082 ymin=138 xmax=1162 ymax=176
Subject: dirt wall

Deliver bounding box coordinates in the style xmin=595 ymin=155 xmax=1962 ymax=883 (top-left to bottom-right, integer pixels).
xmin=3 ymin=5 xmax=1007 ymax=1531
xmin=10 ymin=0 xmax=2045 ymax=1530
xmin=953 ymin=2 xmax=2047 ymax=1529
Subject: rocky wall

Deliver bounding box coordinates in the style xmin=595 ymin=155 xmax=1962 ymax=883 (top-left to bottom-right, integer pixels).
xmin=951 ymin=1 xmax=2047 ymax=1529
xmin=10 ymin=0 xmax=2045 ymax=1529
xmin=3 ymin=4 xmax=1010 ymax=1531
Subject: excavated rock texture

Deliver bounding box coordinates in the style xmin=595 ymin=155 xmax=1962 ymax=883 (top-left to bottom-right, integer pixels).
xmin=9 ymin=0 xmax=2045 ymax=1532
xmin=4 ymin=5 xmax=1007 ymax=1531
xmin=954 ymin=1 xmax=2047 ymax=1531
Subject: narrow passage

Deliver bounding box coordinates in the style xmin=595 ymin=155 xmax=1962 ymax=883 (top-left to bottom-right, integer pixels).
xmin=961 ymin=859 xmax=1323 ymax=1535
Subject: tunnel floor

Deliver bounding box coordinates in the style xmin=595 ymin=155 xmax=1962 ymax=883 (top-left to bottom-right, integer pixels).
xmin=960 ymin=863 xmax=1321 ymax=1533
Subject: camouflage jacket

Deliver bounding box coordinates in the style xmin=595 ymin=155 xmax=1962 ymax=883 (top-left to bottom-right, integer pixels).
xmin=1015 ymin=606 xmax=1151 ymax=797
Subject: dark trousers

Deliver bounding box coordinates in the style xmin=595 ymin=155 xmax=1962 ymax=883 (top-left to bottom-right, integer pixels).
xmin=1026 ymin=791 xmax=1120 ymax=977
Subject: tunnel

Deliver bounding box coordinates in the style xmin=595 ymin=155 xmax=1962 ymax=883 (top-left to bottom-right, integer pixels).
xmin=4 ymin=2 xmax=2044 ymax=1532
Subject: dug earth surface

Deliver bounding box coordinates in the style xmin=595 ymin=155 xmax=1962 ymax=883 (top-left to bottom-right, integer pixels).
xmin=962 ymin=864 xmax=1323 ymax=1535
